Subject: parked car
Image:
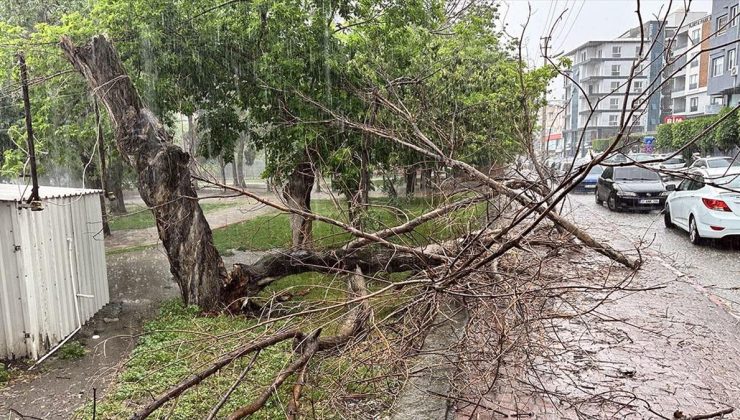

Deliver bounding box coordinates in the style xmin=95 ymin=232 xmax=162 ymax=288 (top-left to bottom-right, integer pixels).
xmin=654 ymin=154 xmax=687 ymax=181
xmin=664 ymin=168 xmax=740 ymax=245
xmin=574 ymin=165 xmax=603 ymax=192
xmin=689 ymin=156 xmax=740 ymax=170
xmin=595 ymin=166 xmax=673 ymax=211
xmin=659 ymin=155 xmax=687 ymax=170
xmin=627 ymin=153 xmax=654 ymax=163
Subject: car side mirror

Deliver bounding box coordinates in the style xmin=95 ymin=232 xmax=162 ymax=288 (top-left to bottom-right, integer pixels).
xmin=666 ymin=184 xmax=676 ymax=191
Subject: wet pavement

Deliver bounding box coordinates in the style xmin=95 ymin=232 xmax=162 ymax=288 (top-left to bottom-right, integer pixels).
xmin=457 ymin=192 xmax=740 ymax=419
xmin=565 ymin=192 xmax=740 ymax=318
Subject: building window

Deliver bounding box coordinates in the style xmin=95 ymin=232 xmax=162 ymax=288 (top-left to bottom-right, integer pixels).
xmin=632 ymin=115 xmax=640 ymax=125
xmin=713 ymin=56 xmax=725 ymax=76
xmin=690 ymin=97 xmax=699 ymax=112
xmin=690 ymin=58 xmax=699 ymax=68
xmin=611 ymin=64 xmax=621 ymax=76
xmin=612 ymin=46 xmax=621 ymax=58
xmin=691 ymin=28 xmax=701 ymax=43
xmin=711 ymin=96 xmax=724 ymax=105
xmin=633 ymin=81 xmax=643 ymax=93
xmin=609 ymin=98 xmax=620 ymax=109
xmin=597 ymin=49 xmax=602 ymax=58
xmin=718 ymin=15 xmax=728 ymax=36
xmin=728 ymin=49 xmax=736 ymax=70
xmin=609 ymin=115 xmax=619 ymax=126
xmin=732 ymin=6 xmax=739 ymax=27
xmin=610 ymin=81 xmax=620 ymax=91
xmin=635 ymin=45 xmax=641 ymax=57
xmin=689 ymin=74 xmax=698 ymax=89
xmin=580 ymin=51 xmax=586 ymax=62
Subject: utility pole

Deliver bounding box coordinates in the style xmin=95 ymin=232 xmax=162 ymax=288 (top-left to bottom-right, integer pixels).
xmin=17 ymin=52 xmax=41 ymax=206
xmin=540 ymin=36 xmax=551 ymax=158
xmin=94 ymin=98 xmax=111 ymax=236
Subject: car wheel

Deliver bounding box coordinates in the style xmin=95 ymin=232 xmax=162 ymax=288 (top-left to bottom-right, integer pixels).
xmin=607 ymin=193 xmax=618 ymax=212
xmin=689 ymin=216 xmax=703 ymax=245
xmin=595 ymin=189 xmax=603 ymax=205
xmin=664 ymin=207 xmax=673 ymax=228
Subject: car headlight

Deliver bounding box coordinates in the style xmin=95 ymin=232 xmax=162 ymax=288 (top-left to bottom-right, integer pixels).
xmin=616 ymin=191 xmax=637 ymax=197
xmin=660 ymin=191 xmax=670 ymax=196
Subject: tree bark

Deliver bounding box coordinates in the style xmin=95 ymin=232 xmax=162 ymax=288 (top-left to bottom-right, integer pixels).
xmin=218 ymin=154 xmax=227 ymax=185
xmin=282 ymin=160 xmax=315 ymax=248
xmin=61 ymin=36 xmax=227 ymax=310
xmin=405 ymin=166 xmax=416 ymax=198
xmin=223 ymin=247 xmax=429 ymax=305
xmin=94 ymin=98 xmax=111 ymax=237
xmin=359 ymin=139 xmax=370 ymax=208
xmin=383 ymin=172 xmax=397 ymax=199
xmin=109 ymin=155 xmax=127 ymax=214
xmin=234 ymin=134 xmax=246 ymax=187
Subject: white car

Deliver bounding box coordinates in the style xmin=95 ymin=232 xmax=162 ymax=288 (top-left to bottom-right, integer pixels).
xmin=689 ymin=156 xmax=740 ymax=170
xmin=664 ymin=168 xmax=740 ymax=244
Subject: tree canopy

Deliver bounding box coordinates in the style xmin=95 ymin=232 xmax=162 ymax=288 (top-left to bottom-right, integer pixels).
xmin=0 ymin=0 xmax=557 ymax=191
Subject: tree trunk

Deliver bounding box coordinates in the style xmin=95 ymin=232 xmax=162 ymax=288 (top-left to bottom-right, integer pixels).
xmin=420 ymin=166 xmax=432 ymax=195
xmin=282 ymin=160 xmax=315 ymax=248
xmin=94 ymin=98 xmax=111 ymax=237
xmin=218 ymin=155 xmax=227 ymax=185
xmin=61 ymin=36 xmax=227 ymax=310
xmin=234 ymin=134 xmax=246 ymax=187
xmin=359 ymin=140 xmax=370 ymax=208
xmin=405 ymin=167 xmax=416 ymax=198
xmin=109 ymin=155 xmax=127 ymax=214
xmin=383 ymin=172 xmax=397 ymax=200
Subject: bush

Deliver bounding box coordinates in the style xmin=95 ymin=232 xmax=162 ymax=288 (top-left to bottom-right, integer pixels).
xmin=58 ymin=341 xmax=86 ymax=360
xmin=656 ymin=123 xmax=673 ymax=150
xmin=0 ymin=364 xmax=9 ymax=383
xmin=714 ymin=107 xmax=739 ymax=150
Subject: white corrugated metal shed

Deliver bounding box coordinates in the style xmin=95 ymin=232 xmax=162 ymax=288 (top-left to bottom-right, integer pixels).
xmin=0 ymin=184 xmax=109 ymax=360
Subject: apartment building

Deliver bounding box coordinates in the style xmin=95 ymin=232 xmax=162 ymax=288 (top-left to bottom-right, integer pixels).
xmin=537 ymin=99 xmax=566 ymax=155
xmin=707 ymin=0 xmax=740 ymax=108
xmin=664 ymin=12 xmax=713 ymax=119
xmin=562 ymin=21 xmax=664 ymax=157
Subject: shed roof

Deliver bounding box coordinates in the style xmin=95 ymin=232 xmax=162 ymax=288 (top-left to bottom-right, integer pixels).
xmin=0 ymin=184 xmax=102 ymax=202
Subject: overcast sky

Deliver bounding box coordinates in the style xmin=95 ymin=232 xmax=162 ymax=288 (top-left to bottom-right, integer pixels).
xmin=500 ymin=0 xmax=714 ymax=99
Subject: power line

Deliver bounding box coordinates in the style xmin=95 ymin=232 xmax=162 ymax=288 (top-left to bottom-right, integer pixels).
xmin=554 ymin=0 xmax=585 ymax=53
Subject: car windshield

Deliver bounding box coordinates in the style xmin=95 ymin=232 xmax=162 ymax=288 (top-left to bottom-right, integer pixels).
xmin=663 ymin=157 xmax=684 ymax=165
xmin=708 ymin=158 xmax=740 ymax=168
xmin=710 ymin=174 xmax=740 ymax=190
xmin=614 ymin=167 xmax=660 ymax=181
xmin=587 ymin=166 xmax=604 ymax=176
xmin=630 ymin=154 xmax=653 ymax=162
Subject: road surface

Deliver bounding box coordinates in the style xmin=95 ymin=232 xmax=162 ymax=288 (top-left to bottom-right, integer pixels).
xmin=567 ymin=192 xmax=740 ymax=317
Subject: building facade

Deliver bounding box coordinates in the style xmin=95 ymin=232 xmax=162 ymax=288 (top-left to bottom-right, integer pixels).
xmin=707 ymin=0 xmax=740 ymax=108
xmin=664 ymin=12 xmax=713 ymax=120
xmin=562 ymin=22 xmax=664 ymax=157
xmin=537 ymin=99 xmax=566 ymax=155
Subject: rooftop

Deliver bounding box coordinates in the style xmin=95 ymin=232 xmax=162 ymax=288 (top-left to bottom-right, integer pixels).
xmin=0 ymin=184 xmax=102 ymax=202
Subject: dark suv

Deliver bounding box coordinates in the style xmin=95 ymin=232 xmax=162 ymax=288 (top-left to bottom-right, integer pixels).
xmin=595 ymin=166 xmax=673 ymax=211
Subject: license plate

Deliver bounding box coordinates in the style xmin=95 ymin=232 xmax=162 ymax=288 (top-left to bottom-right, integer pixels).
xmin=584 ymin=184 xmax=595 ymax=189
xmin=639 ymin=199 xmax=659 ymax=204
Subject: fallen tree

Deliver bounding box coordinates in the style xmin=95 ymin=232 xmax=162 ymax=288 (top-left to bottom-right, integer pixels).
xmin=59 ymin=33 xmax=642 ymax=419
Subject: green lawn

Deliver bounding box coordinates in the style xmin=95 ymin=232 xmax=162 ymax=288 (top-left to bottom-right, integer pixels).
xmin=108 ymin=202 xmax=238 ymax=231
xmin=212 ymin=197 xmax=483 ymax=254
xmin=74 ymin=301 xmax=297 ymax=419
xmin=84 ymin=196 xmax=481 ymax=418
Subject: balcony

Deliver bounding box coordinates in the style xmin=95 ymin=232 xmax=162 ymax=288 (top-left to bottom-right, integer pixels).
xmin=705 ymin=104 xmax=722 ymax=115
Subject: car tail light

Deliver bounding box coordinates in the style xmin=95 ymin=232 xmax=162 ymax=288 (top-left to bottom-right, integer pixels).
xmin=702 ymin=198 xmax=732 ymax=212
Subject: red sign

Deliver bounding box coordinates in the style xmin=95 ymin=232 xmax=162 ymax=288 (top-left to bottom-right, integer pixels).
xmin=664 ymin=115 xmax=686 ymax=124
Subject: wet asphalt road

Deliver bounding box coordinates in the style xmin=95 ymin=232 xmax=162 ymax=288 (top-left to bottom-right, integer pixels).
xmin=565 ymin=191 xmax=740 ymax=317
